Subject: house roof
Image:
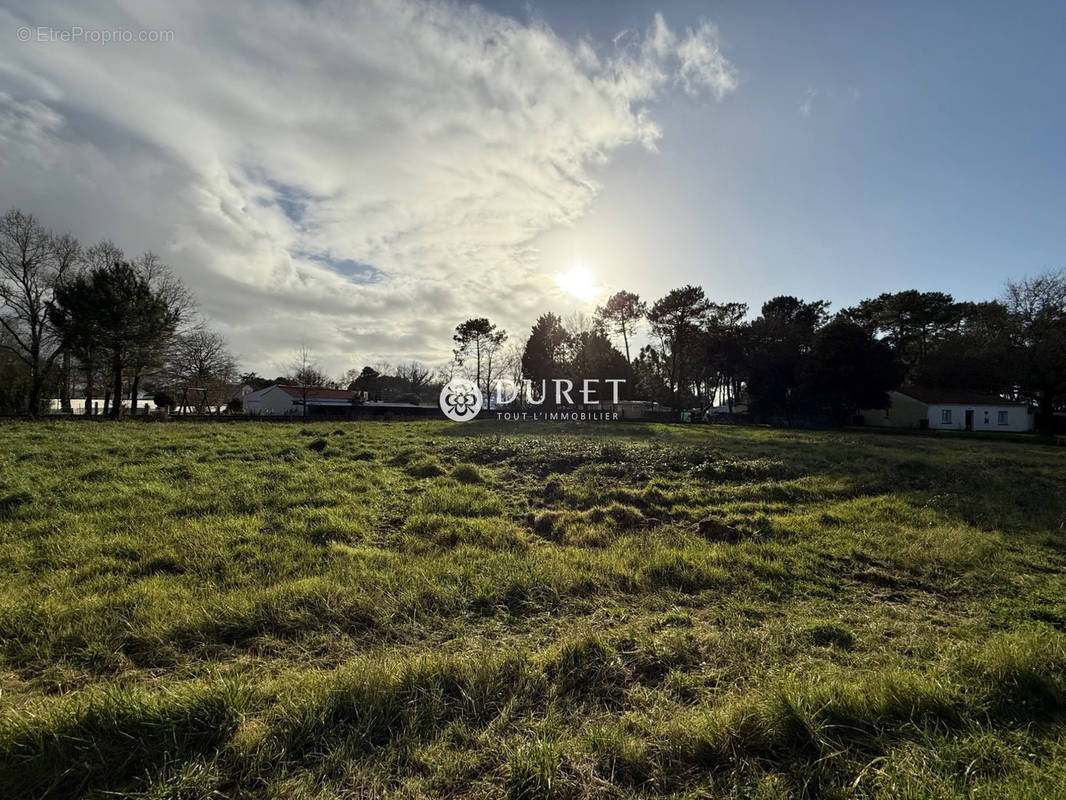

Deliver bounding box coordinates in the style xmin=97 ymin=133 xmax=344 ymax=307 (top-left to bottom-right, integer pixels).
xmin=275 ymin=385 xmax=357 ymax=401
xmin=896 ymin=386 xmax=1021 ymax=406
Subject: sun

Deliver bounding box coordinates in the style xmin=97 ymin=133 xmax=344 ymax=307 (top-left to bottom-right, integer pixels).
xmin=555 ymin=265 xmax=600 ymax=303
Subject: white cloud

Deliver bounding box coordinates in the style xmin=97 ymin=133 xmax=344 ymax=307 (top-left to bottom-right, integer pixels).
xmin=0 ymin=0 xmax=736 ymax=375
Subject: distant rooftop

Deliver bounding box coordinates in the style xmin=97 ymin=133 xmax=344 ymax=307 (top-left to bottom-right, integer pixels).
xmin=897 ymin=386 xmax=1021 ymax=406
xmin=275 ymin=385 xmax=357 ymax=401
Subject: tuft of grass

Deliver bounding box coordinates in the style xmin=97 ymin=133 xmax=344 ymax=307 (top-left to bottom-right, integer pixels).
xmin=0 ymin=679 xmax=254 ymax=798
xmin=413 ymin=481 xmax=504 ymax=517
xmin=506 ymin=736 xmax=567 ymax=800
xmin=803 ymin=622 xmax=856 ymax=650
xmin=551 ymin=632 xmax=626 ymax=703
xmin=405 ymin=457 xmax=445 ymax=478
xmin=0 ymin=490 xmax=32 ymax=518
xmin=450 ymin=463 xmax=484 ymax=484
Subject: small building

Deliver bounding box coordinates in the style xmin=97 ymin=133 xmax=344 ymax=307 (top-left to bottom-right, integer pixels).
xmin=861 ymin=387 xmax=1034 ymax=432
xmin=47 ymin=394 xmax=157 ymax=415
xmin=607 ymin=400 xmax=664 ymax=419
xmin=243 ymin=385 xmax=367 ymax=416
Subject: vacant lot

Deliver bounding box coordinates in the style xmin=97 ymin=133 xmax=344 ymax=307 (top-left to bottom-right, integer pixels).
xmin=0 ymin=420 xmax=1064 ymax=799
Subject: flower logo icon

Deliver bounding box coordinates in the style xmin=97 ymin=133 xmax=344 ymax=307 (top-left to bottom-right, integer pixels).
xmin=439 ymin=378 xmax=483 ymax=422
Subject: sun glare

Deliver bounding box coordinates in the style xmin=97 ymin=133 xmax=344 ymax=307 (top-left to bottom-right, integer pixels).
xmin=555 ymin=265 xmax=600 ymax=303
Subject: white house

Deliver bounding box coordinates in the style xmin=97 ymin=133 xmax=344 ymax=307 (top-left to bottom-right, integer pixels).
xmin=243 ymin=384 xmax=366 ymax=416
xmin=861 ymin=387 xmax=1034 ymax=432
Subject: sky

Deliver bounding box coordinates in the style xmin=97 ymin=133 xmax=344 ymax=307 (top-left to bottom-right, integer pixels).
xmin=1 ymin=1 xmax=1064 ymax=377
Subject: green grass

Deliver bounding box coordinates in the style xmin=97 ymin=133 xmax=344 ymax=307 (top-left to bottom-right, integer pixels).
xmin=0 ymin=419 xmax=1064 ymax=798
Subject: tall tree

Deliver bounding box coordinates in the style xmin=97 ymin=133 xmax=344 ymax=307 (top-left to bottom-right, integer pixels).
xmin=746 ymin=296 xmax=830 ymax=423
xmin=453 ymin=317 xmax=506 ymax=402
xmin=128 ymin=252 xmax=196 ymax=414
xmin=595 ymin=290 xmax=646 ymax=365
xmin=50 ymin=261 xmax=178 ymax=419
xmin=566 ymin=329 xmax=629 ymax=401
xmin=701 ymin=301 xmax=748 ymax=409
xmin=76 ymin=240 xmax=127 ymax=414
xmin=349 ymin=366 xmax=381 ymax=399
xmin=648 ymin=285 xmax=711 ymax=409
xmin=0 ymin=210 xmax=80 ymax=415
xmin=632 ymin=344 xmax=673 ymax=404
xmin=0 ymin=327 xmax=32 ymax=412
xmin=239 ymin=371 xmax=273 ymax=391
xmin=521 ymin=312 xmax=571 ymax=390
xmin=1003 ymin=269 xmax=1066 ymax=435
xmin=802 ymin=317 xmax=901 ymax=424
xmin=910 ymin=301 xmax=1017 ymax=393
xmin=843 ymin=290 xmax=960 ymax=374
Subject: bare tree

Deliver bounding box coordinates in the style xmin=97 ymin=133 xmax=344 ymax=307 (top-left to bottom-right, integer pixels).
xmin=1004 ymin=269 xmax=1066 ymax=327
xmin=1003 ymin=269 xmax=1066 ymax=435
xmin=82 ymin=240 xmax=124 ymax=272
xmin=0 ymin=210 xmax=80 ymax=414
xmin=127 ymin=252 xmax=195 ymax=414
xmin=396 ymin=361 xmax=433 ymax=393
xmin=563 ymin=311 xmax=594 ymax=337
xmin=502 ymin=340 xmax=525 ymax=387
xmin=286 ymin=344 xmax=331 ymax=416
xmin=135 ymin=252 xmax=196 ymax=321
xmin=167 ymin=326 xmax=238 ymax=413
xmin=290 ymin=344 xmax=329 ymax=386
xmin=437 ymin=359 xmax=458 ymax=384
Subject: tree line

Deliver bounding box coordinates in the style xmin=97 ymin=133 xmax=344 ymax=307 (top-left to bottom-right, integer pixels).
xmin=4 ymin=206 xmax=1064 ymax=431
xmin=446 ymin=274 xmax=1066 ymax=433
xmin=0 ymin=209 xmax=238 ymax=417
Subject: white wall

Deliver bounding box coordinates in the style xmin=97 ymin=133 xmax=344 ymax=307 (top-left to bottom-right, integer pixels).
xmin=243 ymin=386 xmax=300 ymax=416
xmin=46 ymin=398 xmax=157 ymax=414
xmin=926 ymin=404 xmax=1032 ymax=432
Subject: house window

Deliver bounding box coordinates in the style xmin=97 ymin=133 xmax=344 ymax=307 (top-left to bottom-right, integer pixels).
xmin=998 ymin=410 xmax=1008 ymax=425
xmin=941 ymin=409 xmax=952 ymax=425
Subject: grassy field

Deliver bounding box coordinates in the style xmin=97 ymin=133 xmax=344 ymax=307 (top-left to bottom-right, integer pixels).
xmin=0 ymin=420 xmax=1065 ymax=799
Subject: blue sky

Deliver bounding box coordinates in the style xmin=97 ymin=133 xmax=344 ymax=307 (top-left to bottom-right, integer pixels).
xmin=1 ymin=1 xmax=1063 ymax=373
xmin=493 ymin=0 xmax=1066 ymax=312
